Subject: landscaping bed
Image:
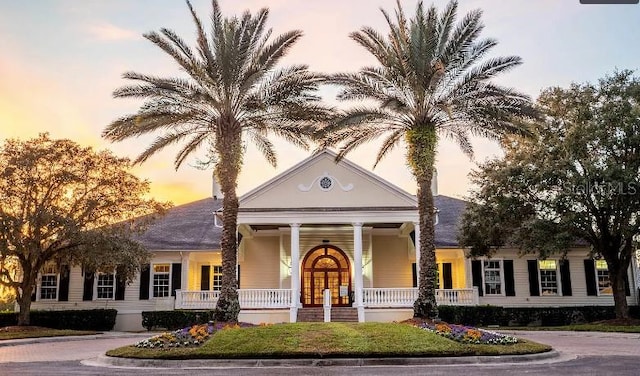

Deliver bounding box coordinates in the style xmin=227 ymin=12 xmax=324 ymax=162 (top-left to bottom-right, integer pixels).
xmin=106 ymin=321 xmax=551 ymax=360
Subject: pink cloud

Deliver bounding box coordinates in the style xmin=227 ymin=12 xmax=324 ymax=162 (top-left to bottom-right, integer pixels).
xmin=87 ymin=22 xmax=138 ymax=41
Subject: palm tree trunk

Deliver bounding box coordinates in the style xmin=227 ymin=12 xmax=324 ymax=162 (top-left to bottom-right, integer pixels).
xmin=213 ymin=118 xmax=242 ymax=322
xmin=407 ymin=128 xmax=439 ymax=319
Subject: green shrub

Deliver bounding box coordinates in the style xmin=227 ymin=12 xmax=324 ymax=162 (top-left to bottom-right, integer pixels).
xmin=141 ymin=310 xmax=215 ymax=331
xmin=437 ymin=305 xmax=639 ymax=327
xmin=0 ymin=309 xmax=117 ymax=330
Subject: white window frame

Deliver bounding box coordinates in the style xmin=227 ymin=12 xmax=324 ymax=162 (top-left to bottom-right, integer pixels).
xmin=595 ymin=260 xmax=612 ymax=296
xmin=37 ymin=264 xmax=59 ymax=301
xmin=212 ymin=265 xmax=222 ymax=291
xmin=481 ymin=259 xmax=505 ymax=296
xmin=538 ymin=259 xmax=562 ymax=296
xmin=95 ymin=271 xmax=116 ymax=300
xmin=151 ymin=263 xmax=171 ymax=298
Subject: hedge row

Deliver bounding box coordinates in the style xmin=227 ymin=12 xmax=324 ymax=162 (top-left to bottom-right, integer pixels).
xmin=437 ymin=305 xmax=640 ymax=327
xmin=141 ymin=310 xmax=216 ymax=331
xmin=0 ymin=309 xmax=117 ymax=331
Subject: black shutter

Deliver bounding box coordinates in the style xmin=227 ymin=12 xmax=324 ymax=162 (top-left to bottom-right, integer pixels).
xmin=527 ymin=260 xmax=540 ymax=296
xmin=201 ymin=265 xmax=211 ymax=290
xmin=139 ymin=264 xmax=150 ymax=300
xmin=471 ymin=260 xmax=483 ymax=296
xmin=411 ymin=263 xmax=417 ymax=288
xmin=82 ymin=271 xmax=94 ymax=301
xmin=504 ymin=260 xmax=516 ymax=296
xmin=58 ymin=265 xmax=70 ymax=302
xmin=560 ymin=260 xmax=572 ymax=296
xmin=409 ymin=230 xmax=415 ymax=246
xmin=31 ymin=287 xmax=36 ymax=301
xmin=624 ymin=269 xmax=631 ymax=296
xmin=442 ymin=263 xmax=452 ymax=289
xmin=115 ymin=275 xmax=126 ymax=300
xmin=237 ymin=265 xmax=241 ymax=289
xmin=171 ymin=263 xmax=182 ymax=297
xmin=584 ymin=260 xmax=597 ymax=296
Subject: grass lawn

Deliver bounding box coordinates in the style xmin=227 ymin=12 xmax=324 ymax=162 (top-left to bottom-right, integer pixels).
xmin=106 ymin=322 xmax=551 ymax=360
xmin=0 ymin=326 xmax=97 ymax=340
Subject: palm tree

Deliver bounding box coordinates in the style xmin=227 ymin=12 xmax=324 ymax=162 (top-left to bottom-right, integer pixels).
xmin=319 ymin=0 xmax=536 ymax=319
xmin=103 ymin=0 xmax=331 ymax=321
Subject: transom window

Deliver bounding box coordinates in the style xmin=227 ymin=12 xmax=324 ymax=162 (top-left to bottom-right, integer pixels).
xmin=97 ymin=273 xmax=115 ymax=299
xmin=539 ymin=260 xmax=559 ymax=296
xmin=595 ymin=260 xmax=612 ymax=295
xmin=153 ymin=264 xmax=170 ymax=298
xmin=39 ymin=264 xmax=58 ymax=300
xmin=212 ymin=266 xmax=222 ymax=291
xmin=483 ymin=260 xmax=502 ymax=295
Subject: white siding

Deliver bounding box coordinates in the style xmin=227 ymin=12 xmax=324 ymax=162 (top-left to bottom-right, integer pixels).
xmin=477 ymin=248 xmax=638 ymax=307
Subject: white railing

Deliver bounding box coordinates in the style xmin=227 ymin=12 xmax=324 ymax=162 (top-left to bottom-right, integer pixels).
xmin=436 ymin=288 xmax=479 ymax=306
xmin=176 ymin=289 xmax=291 ymax=309
xmin=176 ymin=290 xmax=220 ymax=309
xmin=363 ymin=288 xmax=479 ymax=307
xmin=363 ymin=288 xmax=417 ymax=307
xmin=238 ymin=289 xmax=292 ymax=308
xmin=177 ymin=287 xmax=479 ymax=309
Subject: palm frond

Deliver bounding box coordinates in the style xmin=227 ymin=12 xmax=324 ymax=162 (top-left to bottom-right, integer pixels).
xmin=245 ymin=129 xmax=277 ymax=167
xmin=174 ymin=131 xmax=211 ymax=169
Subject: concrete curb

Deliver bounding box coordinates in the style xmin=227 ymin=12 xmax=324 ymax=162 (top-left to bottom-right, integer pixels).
xmin=90 ymin=350 xmax=560 ymax=369
xmin=0 ymin=333 xmax=149 ymax=348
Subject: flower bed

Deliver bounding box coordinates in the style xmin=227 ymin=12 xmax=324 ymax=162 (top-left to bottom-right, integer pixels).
xmin=134 ymin=322 xmax=256 ymax=349
xmin=408 ymin=320 xmax=519 ymax=345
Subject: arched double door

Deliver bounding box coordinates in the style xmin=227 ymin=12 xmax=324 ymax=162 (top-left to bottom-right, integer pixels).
xmin=301 ymin=245 xmax=351 ymax=307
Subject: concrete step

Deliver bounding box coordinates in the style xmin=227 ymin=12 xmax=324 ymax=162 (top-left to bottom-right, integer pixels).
xmin=297 ymin=307 xmax=359 ymax=322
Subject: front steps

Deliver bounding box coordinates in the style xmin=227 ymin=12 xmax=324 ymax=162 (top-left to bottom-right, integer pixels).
xmin=297 ymin=307 xmax=359 ymax=322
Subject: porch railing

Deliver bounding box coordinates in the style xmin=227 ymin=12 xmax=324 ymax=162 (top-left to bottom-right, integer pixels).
xmin=177 ymin=287 xmax=479 ymax=310
xmin=238 ymin=289 xmax=292 ymax=309
xmin=176 ymin=290 xmax=220 ymax=309
xmin=363 ymin=287 xmax=479 ymax=307
xmin=175 ymin=289 xmax=291 ymax=309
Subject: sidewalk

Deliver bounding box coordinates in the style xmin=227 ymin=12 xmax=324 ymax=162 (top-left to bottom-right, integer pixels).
xmin=0 ymin=332 xmax=149 ymax=348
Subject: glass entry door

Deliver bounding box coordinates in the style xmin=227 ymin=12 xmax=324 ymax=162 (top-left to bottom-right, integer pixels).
xmin=302 ymin=245 xmax=351 ymax=307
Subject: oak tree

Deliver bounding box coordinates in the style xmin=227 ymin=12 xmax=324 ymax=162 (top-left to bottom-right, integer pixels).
xmin=459 ymin=71 xmax=640 ymax=319
xmin=0 ymin=134 xmax=169 ymax=325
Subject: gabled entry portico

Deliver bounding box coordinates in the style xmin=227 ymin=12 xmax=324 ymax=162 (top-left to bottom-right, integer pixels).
xmin=237 ymin=149 xmax=423 ymax=322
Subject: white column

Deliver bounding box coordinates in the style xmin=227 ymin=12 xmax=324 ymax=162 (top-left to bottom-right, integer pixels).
xmin=413 ymin=221 xmax=420 ymax=289
xmin=181 ymin=253 xmax=190 ymax=289
xmin=290 ymin=223 xmax=301 ymax=322
xmin=353 ymin=222 xmax=364 ymax=322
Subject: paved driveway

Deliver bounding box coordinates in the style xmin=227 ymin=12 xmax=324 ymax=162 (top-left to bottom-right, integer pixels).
xmin=0 ymin=331 xmax=639 ymax=375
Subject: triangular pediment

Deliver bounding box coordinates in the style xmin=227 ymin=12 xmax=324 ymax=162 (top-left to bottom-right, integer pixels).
xmin=239 ymin=150 xmax=417 ymax=210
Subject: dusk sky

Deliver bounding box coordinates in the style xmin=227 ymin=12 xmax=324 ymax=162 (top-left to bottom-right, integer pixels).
xmin=1 ymin=1 xmax=639 ymax=205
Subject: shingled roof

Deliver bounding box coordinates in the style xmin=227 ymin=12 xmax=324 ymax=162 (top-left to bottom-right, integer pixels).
xmin=136 ymin=195 xmax=467 ymax=250
xmin=134 ymin=198 xmax=223 ymax=250
xmin=434 ymin=195 xmax=467 ymax=247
